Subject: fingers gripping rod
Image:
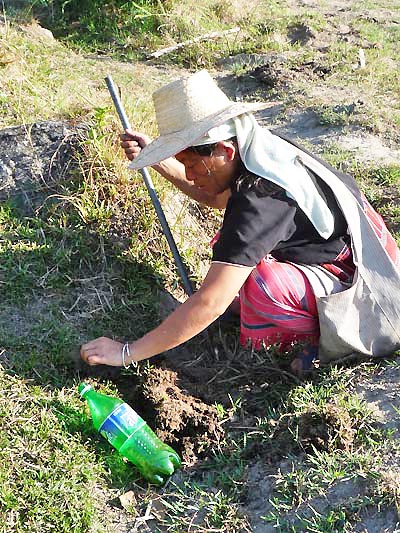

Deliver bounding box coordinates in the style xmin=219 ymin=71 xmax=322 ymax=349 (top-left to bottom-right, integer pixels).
xmin=105 ymin=75 xmax=194 ymax=297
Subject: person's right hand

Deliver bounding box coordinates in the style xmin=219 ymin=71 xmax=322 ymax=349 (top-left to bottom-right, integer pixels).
xmin=120 ymin=129 xmax=152 ymax=161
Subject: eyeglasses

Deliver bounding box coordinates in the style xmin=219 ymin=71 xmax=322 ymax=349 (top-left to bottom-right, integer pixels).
xmin=186 ymin=144 xmax=217 ymax=157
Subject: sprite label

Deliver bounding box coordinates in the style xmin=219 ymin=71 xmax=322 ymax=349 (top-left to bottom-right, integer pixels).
xmin=99 ymin=403 xmax=144 ymax=448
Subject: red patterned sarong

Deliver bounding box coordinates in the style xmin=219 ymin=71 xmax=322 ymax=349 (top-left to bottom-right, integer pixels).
xmin=239 ymin=257 xmax=320 ymax=349
xmin=238 ymin=196 xmax=400 ymax=350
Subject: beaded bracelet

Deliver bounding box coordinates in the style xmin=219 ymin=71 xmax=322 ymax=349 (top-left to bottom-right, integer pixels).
xmin=121 ymin=342 xmax=137 ymax=369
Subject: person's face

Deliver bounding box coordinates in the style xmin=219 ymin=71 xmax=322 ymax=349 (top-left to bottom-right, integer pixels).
xmin=175 ymin=141 xmax=239 ymax=195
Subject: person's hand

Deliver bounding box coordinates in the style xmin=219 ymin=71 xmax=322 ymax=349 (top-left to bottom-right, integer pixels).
xmin=80 ymin=337 xmax=124 ymax=366
xmin=120 ymin=129 xmax=152 ymax=161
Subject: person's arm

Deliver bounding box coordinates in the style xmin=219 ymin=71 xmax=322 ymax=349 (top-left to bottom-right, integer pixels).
xmin=80 ymin=262 xmax=253 ymax=367
xmin=121 ymin=129 xmax=230 ymax=209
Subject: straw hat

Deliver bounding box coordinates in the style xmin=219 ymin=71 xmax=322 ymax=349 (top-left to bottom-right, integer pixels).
xmin=129 ymin=69 xmax=267 ymax=169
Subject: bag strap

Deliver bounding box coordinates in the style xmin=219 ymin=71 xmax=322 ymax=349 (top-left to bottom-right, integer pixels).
xmin=291 ymin=147 xmax=400 ymax=335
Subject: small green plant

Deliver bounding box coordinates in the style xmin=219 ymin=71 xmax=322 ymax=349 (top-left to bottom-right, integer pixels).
xmin=315 ymin=104 xmax=354 ymax=127
xmin=371 ymin=165 xmax=400 ymax=186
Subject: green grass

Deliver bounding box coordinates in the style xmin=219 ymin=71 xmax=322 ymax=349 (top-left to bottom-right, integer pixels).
xmin=318 ymin=150 xmax=400 ymax=238
xmin=156 ymin=479 xmax=251 ymax=531
xmin=257 ymin=366 xmax=400 ymax=532
xmin=0 ymin=373 xmax=147 ymax=532
xmin=0 ymin=374 xmax=101 ymax=532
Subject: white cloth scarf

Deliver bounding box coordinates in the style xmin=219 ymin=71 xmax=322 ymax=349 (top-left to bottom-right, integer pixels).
xmin=195 ymin=114 xmax=335 ymax=239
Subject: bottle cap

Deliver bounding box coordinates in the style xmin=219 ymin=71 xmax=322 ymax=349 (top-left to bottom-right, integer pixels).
xmin=78 ymin=382 xmax=92 ymax=397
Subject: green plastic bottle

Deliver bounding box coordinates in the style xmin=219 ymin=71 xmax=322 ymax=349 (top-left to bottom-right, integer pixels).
xmin=78 ymin=382 xmax=181 ymax=486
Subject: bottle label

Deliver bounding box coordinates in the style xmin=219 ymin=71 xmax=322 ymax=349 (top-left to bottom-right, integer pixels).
xmin=99 ymin=403 xmax=144 ymax=447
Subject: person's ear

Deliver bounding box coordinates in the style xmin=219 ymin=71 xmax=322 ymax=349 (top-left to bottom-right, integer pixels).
xmin=216 ymin=141 xmax=237 ymax=161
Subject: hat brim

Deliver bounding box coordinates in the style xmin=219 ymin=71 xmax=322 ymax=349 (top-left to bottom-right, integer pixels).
xmin=128 ymin=101 xmax=268 ymax=170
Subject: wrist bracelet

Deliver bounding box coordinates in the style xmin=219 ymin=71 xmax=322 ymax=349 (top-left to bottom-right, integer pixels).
xmin=121 ymin=342 xmax=138 ymax=369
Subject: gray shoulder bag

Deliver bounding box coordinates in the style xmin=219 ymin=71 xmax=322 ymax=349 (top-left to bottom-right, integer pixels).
xmin=292 ymin=148 xmax=400 ymax=364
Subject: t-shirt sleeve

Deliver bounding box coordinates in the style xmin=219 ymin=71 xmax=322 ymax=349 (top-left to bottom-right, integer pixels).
xmin=212 ymin=186 xmax=298 ymax=267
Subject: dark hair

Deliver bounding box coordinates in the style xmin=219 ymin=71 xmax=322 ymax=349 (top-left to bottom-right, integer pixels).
xmin=236 ymin=171 xmax=285 ymax=198
xmin=187 ymin=137 xmax=237 ymax=157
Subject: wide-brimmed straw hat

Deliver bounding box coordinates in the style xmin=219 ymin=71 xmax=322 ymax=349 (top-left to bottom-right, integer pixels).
xmin=129 ymin=69 xmax=267 ymax=169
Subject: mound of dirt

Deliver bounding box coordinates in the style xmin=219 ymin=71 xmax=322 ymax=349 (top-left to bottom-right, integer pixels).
xmin=136 ymin=366 xmax=225 ymax=464
xmin=262 ymin=401 xmax=357 ymax=460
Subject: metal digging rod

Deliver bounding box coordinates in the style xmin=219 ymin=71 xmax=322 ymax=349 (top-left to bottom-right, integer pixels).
xmin=105 ymin=75 xmax=194 ymax=297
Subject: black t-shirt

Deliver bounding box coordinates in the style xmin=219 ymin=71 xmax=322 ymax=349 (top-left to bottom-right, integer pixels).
xmin=212 ymin=147 xmax=363 ymax=268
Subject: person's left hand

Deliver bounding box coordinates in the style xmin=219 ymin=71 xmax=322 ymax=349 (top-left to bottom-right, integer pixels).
xmin=80 ymin=337 xmax=124 ymax=366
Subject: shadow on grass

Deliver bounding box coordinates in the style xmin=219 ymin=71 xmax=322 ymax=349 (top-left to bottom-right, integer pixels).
xmin=50 ymin=397 xmax=144 ymax=489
